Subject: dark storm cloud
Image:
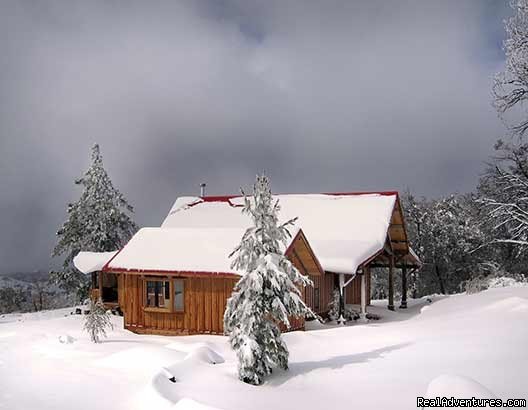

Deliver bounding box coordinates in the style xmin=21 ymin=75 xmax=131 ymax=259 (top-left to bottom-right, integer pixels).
xmin=0 ymin=0 xmax=510 ymax=271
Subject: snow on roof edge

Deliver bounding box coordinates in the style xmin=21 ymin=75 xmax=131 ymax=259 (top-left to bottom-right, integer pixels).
xmin=74 ymin=251 xmax=119 ymax=274
xmin=104 ymin=226 xmax=302 ymax=276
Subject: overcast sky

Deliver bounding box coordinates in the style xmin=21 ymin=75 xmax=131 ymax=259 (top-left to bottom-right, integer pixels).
xmin=0 ymin=0 xmax=512 ymax=272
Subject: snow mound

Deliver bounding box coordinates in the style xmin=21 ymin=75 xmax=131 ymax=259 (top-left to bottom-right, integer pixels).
xmin=483 ymin=296 xmax=528 ymax=313
xmin=97 ymin=346 xmax=186 ymax=371
xmin=426 ymin=375 xmax=497 ymax=404
xmin=184 ymin=345 xmax=224 ymax=364
xmin=58 ymin=334 xmax=76 ymax=344
xmin=147 ymin=344 xmax=225 ymax=408
xmin=173 ymin=398 xmax=225 ymax=410
xmin=420 ymin=305 xmax=431 ymax=313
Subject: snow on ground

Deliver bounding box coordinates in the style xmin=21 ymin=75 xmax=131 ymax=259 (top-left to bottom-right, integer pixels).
xmin=1 ymin=287 xmax=527 ymax=410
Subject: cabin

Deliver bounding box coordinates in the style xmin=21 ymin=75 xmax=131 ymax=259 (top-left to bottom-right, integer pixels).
xmin=102 ymin=227 xmax=322 ymax=335
xmin=74 ymin=191 xmax=420 ymax=336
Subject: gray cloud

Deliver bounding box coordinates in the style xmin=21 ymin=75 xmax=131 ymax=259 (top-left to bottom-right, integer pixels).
xmin=0 ymin=0 xmax=510 ymax=271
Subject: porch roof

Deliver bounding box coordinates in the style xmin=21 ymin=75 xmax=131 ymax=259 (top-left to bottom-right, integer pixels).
xmin=73 ymin=251 xmax=118 ymax=274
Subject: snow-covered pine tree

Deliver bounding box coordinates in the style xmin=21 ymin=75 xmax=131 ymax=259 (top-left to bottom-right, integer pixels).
xmin=327 ymin=287 xmax=341 ymax=321
xmin=327 ymin=287 xmax=357 ymax=322
xmin=84 ymin=298 xmax=113 ymax=343
xmin=51 ymin=144 xmax=138 ymax=299
xmin=223 ymin=175 xmax=314 ymax=385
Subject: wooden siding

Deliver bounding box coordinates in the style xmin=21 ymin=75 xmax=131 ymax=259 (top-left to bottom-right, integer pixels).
xmin=121 ymin=273 xmax=307 ymax=336
xmin=121 ymin=274 xmax=238 ymax=336
xmin=344 ymin=271 xmax=372 ymax=305
xmin=115 ymin=266 xmax=369 ymax=336
xmin=291 ymin=250 xmax=328 ymax=315
xmin=117 ymin=274 xmax=125 ymax=309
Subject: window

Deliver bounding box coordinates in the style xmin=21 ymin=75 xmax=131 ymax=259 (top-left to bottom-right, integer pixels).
xmin=174 ymin=279 xmax=184 ymax=311
xmin=145 ymin=280 xmax=171 ymax=309
xmin=314 ymin=288 xmax=320 ymax=311
xmin=143 ymin=278 xmax=185 ymax=312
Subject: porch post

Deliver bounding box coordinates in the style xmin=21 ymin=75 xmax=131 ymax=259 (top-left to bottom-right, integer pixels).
xmin=98 ymin=270 xmax=103 ymax=302
xmin=338 ymin=273 xmax=346 ymax=324
xmin=400 ymin=265 xmax=408 ymax=309
xmin=359 ymin=267 xmax=368 ymax=323
xmin=388 ymin=256 xmax=395 ymax=311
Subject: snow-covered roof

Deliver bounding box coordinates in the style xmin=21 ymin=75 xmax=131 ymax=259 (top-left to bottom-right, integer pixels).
xmin=161 ymin=193 xmax=397 ymax=274
xmin=105 ymin=227 xmax=300 ymax=275
xmin=73 ymin=251 xmax=118 ymax=274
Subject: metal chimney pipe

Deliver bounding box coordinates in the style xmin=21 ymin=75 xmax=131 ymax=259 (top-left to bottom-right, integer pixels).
xmin=200 ymin=183 xmax=206 ymax=197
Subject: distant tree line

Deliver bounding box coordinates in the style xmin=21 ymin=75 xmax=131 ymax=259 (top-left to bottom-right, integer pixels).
xmin=373 ymin=0 xmax=528 ymax=298
xmin=0 ymin=272 xmax=76 ymax=314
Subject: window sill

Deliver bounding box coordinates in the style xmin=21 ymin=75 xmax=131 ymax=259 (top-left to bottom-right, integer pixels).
xmin=143 ymin=307 xmax=186 ymax=314
xmin=143 ymin=307 xmax=172 ymax=313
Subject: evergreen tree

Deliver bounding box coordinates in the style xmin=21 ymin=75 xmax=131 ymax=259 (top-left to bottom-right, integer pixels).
xmin=327 ymin=287 xmax=356 ymax=322
xmin=84 ymin=298 xmax=113 ymax=343
xmin=223 ymin=175 xmax=314 ymax=385
xmin=51 ymin=144 xmax=138 ymax=299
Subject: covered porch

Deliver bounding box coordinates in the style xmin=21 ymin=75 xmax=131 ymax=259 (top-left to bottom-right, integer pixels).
xmin=336 ymin=195 xmax=421 ymax=322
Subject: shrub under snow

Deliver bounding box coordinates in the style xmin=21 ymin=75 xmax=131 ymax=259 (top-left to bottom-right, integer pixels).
xmin=84 ymin=298 xmax=113 ymax=343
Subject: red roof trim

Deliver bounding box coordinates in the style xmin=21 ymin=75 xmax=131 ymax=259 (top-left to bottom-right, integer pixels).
xmin=322 ymin=191 xmax=399 ymax=197
xmin=200 ymin=195 xmax=239 ymax=202
xmin=198 ymin=191 xmax=400 ymax=203
xmin=101 ymin=244 xmax=126 ymax=272
xmin=185 ymin=195 xmax=243 ymax=209
xmin=102 ymin=267 xmax=240 ymax=278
